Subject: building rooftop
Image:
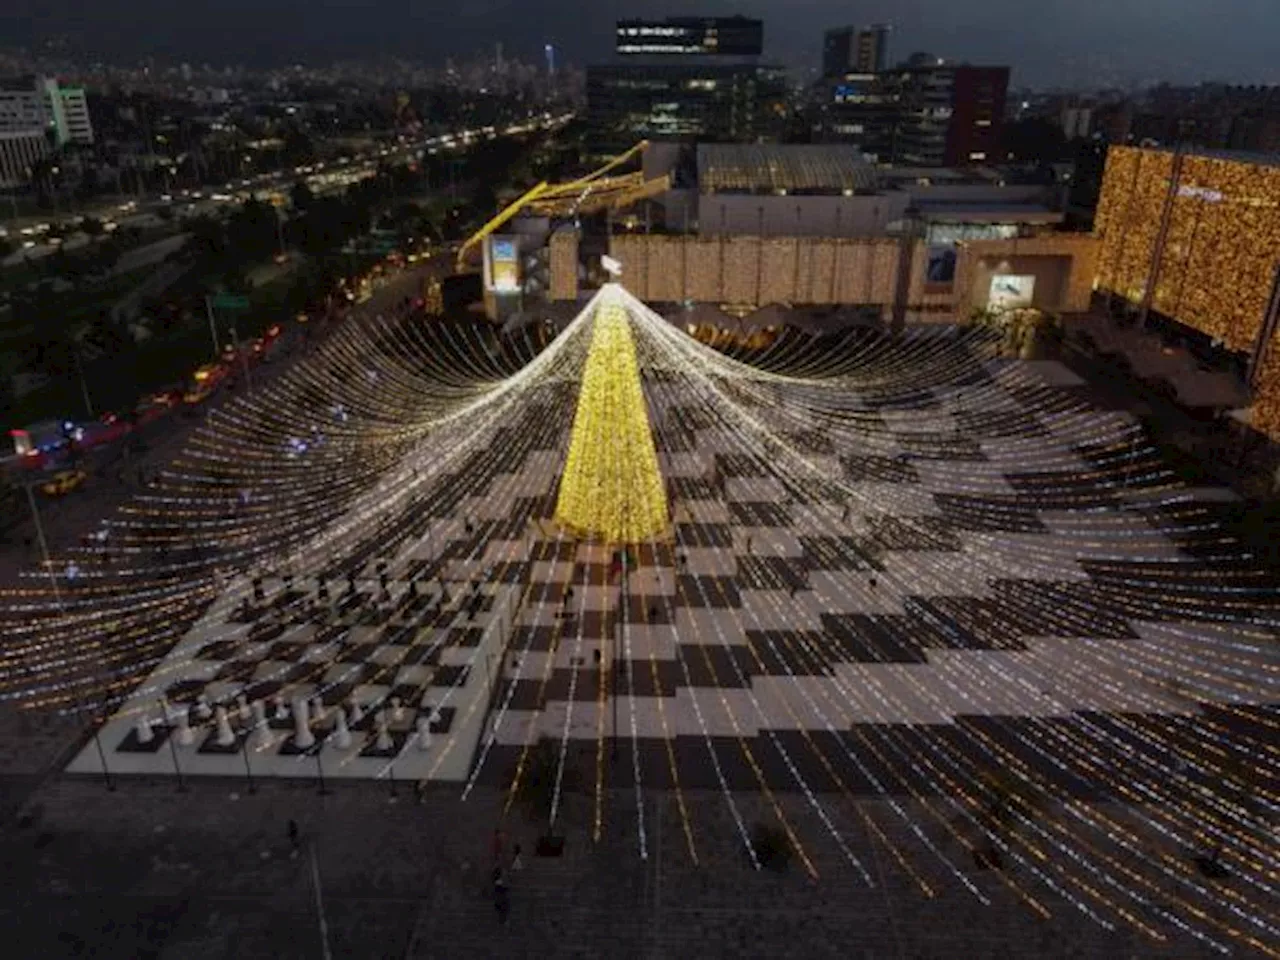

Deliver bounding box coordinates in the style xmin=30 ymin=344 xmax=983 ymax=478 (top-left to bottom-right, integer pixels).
xmin=697 ymin=143 xmax=880 ymax=194
xmin=913 ymin=201 xmax=1063 ymax=224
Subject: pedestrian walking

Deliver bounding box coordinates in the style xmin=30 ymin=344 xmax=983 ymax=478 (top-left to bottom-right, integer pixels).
xmin=511 ymin=842 xmax=523 ymax=871
xmin=287 ymin=819 xmax=300 ymax=858
xmin=493 ymin=866 xmax=510 ymax=923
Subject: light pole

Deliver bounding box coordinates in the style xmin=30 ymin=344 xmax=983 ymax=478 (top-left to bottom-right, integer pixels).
xmin=204 ymin=295 xmax=219 ymax=353
xmin=241 ymin=732 xmax=257 ymax=794
xmin=22 ymin=481 xmax=115 ymax=788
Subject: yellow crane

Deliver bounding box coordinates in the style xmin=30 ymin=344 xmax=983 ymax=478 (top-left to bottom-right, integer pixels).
xmin=455 ymin=141 xmax=663 ymax=272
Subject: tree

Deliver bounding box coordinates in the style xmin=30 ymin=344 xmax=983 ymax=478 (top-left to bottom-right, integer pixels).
xmin=290 ymin=179 xmax=315 ymax=213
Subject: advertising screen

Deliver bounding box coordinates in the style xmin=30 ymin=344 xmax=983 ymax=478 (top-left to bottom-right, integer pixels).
xmin=488 ymin=237 xmax=520 ymax=293
xmin=989 ymin=274 xmax=1036 ymax=309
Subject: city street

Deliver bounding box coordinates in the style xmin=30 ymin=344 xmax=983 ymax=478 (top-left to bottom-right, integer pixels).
xmin=0 ymin=258 xmax=443 ymax=590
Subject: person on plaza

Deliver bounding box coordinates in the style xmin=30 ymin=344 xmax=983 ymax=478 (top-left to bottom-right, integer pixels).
xmin=510 ymin=842 xmax=524 ymax=871
xmin=493 ymin=866 xmax=510 ymax=924
xmin=287 ymin=819 xmax=300 ymax=858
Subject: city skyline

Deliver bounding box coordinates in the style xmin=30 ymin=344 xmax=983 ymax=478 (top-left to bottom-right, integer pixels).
xmin=1 ymin=0 xmax=1277 ymax=90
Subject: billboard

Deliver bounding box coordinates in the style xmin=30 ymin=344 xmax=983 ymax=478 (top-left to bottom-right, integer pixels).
xmin=989 ymin=274 xmax=1035 ymax=309
xmin=486 ymin=236 xmax=520 ymax=293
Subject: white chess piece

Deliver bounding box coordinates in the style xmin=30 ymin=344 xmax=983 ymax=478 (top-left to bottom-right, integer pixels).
xmin=310 ymin=695 xmax=326 ymax=725
xmin=160 ymin=695 xmax=176 ymax=724
xmin=292 ymin=697 xmax=315 ymax=749
xmin=251 ymin=699 xmax=272 ymax=749
xmin=391 ymin=696 xmax=404 ymax=722
xmin=273 ymin=695 xmax=289 ymax=721
xmin=175 ymin=706 xmax=195 ymax=746
xmin=215 ymin=705 xmax=236 ymax=747
xmin=375 ymin=710 xmax=392 ymax=751
xmin=350 ymin=700 xmax=364 ymax=725
xmin=333 ymin=706 xmax=352 ymax=749
xmin=135 ymin=713 xmax=155 ymax=744
xmin=194 ymin=695 xmax=212 ymax=721
xmin=236 ymin=693 xmax=251 ymax=723
xmin=416 ymin=716 xmax=432 ymax=752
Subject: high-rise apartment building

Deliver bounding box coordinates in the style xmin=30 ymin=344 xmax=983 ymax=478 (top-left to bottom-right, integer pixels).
xmin=589 ymin=15 xmax=784 ymax=153
xmin=813 ymin=61 xmax=1008 ymax=167
xmin=894 ymin=64 xmax=1008 ymax=166
xmin=822 ymin=24 xmax=889 ymax=76
xmin=615 ymin=16 xmax=763 ymax=57
xmin=0 ymin=76 xmax=94 ymax=147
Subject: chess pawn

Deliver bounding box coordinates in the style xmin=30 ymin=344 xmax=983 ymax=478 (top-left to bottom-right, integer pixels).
xmin=333 ymin=707 xmax=353 ymax=749
xmin=251 ymin=699 xmax=272 ymax=749
xmin=310 ymin=695 xmax=326 ymax=725
xmin=194 ymin=694 xmax=212 ymax=721
xmin=174 ymin=706 xmax=196 ymax=746
xmin=292 ymin=697 xmax=315 ymax=750
xmin=214 ymin=705 xmax=236 ymax=747
xmin=273 ymin=695 xmax=289 ymax=721
xmin=135 ymin=713 xmax=155 ymax=744
xmin=236 ymin=693 xmax=251 ymax=723
xmin=375 ymin=710 xmax=392 ymax=751
xmin=391 ymin=696 xmax=404 ymax=722
xmin=349 ymin=700 xmax=364 ymax=726
xmin=416 ymin=716 xmax=432 ymax=752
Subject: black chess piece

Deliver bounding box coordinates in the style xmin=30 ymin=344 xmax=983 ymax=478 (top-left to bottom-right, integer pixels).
xmin=465 ymin=518 xmax=475 ymax=536
xmin=408 ymin=578 xmax=419 ymax=598
xmin=283 ymin=572 xmax=294 ymax=591
xmin=252 ymin=576 xmax=264 ymax=602
xmin=379 ymin=573 xmax=390 ymax=592
xmin=346 ymin=574 xmax=357 ymax=595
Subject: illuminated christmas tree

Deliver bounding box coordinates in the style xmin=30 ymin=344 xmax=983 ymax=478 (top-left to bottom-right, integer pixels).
xmin=554 ymin=297 xmax=668 ymax=544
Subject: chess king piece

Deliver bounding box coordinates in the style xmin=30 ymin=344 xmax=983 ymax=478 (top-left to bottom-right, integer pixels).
xmin=375 ymin=710 xmax=393 ymax=751
xmin=135 ymin=712 xmax=155 ymax=744
xmin=215 ymin=705 xmax=236 ymax=747
xmin=292 ymin=697 xmax=315 ymax=750
xmin=333 ymin=706 xmax=353 ymax=749
xmin=416 ymin=716 xmax=432 ymax=751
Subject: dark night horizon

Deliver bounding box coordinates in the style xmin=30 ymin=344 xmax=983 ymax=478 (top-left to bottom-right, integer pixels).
xmin=3 ymin=0 xmax=1277 ymax=89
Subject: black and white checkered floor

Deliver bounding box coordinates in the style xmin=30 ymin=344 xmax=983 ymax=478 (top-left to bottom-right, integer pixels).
xmin=43 ymin=285 xmax=1279 ymax=949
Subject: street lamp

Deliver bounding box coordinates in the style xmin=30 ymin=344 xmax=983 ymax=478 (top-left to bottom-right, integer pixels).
xmin=22 ymin=482 xmax=114 ymax=790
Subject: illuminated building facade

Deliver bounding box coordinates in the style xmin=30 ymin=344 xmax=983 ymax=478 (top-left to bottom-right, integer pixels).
xmin=1095 ymin=146 xmax=1280 ymax=356
xmin=615 ymin=16 xmax=763 ymax=57
xmin=586 ymin=62 xmax=787 ymax=152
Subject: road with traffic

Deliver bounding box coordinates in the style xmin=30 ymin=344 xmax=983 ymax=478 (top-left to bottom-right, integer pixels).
xmin=0 ymin=254 xmax=451 ymax=590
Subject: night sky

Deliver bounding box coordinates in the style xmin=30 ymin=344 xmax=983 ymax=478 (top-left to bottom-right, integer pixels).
xmin=3 ymin=0 xmax=1277 ymax=89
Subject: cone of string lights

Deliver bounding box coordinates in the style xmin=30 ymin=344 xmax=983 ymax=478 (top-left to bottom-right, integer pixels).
xmin=554 ymin=296 xmax=669 ymax=544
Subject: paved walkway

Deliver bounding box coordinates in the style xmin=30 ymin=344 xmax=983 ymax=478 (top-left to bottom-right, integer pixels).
xmin=0 ymin=776 xmax=1245 ymax=959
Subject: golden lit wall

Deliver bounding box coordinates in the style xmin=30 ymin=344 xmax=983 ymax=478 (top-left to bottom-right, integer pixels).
xmin=606 ymin=235 xmax=901 ymax=306
xmin=549 ymin=229 xmax=579 ymax=301
xmin=1095 ymin=146 xmax=1280 ymax=353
